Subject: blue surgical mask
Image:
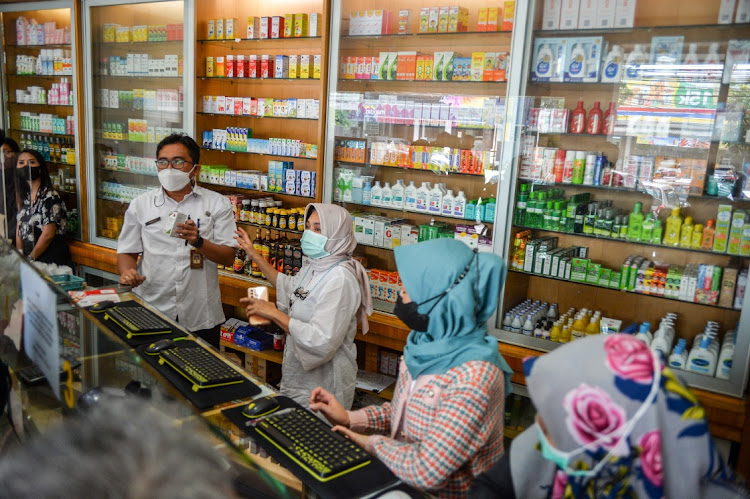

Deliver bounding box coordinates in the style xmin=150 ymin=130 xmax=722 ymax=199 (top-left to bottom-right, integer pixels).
xmin=300 ymin=230 xmax=330 ymax=259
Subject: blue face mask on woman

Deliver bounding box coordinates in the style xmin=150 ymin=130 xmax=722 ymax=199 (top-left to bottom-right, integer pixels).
xmin=300 ymin=230 xmax=330 ymax=259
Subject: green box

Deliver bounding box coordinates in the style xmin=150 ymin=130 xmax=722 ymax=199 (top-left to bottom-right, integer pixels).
xmin=713 ymin=204 xmax=733 ymax=253
xmin=609 ymin=271 xmax=621 ymax=289
xmin=571 ymin=258 xmax=590 ymax=282
xmin=727 ymin=210 xmax=746 ymax=255
xmin=586 ymin=262 xmax=602 ymax=284
xmin=598 ymin=268 xmax=612 ymax=287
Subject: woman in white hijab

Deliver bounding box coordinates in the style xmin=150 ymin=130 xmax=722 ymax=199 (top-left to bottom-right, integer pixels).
xmin=235 ymin=203 xmax=372 ymax=409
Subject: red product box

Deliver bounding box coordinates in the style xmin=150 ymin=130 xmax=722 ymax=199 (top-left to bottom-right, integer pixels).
xmin=260 ymin=55 xmax=270 ymax=78
xmin=259 ymin=17 xmax=270 ymax=39
xmin=226 ymin=55 xmax=235 ymax=77
xmin=271 ymin=16 xmax=284 ymax=39
xmin=248 ymin=55 xmax=257 ymax=78
xmin=234 ymin=98 xmax=243 ymax=115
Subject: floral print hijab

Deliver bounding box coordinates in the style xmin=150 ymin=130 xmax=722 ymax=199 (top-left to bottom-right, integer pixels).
xmin=510 ymin=334 xmax=746 ymax=499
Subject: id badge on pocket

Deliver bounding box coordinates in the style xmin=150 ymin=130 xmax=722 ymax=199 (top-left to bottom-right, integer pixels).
xmin=190 ymin=248 xmax=204 ymax=269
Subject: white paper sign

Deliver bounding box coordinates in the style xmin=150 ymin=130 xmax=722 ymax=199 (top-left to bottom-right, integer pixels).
xmin=21 ymin=263 xmax=60 ymax=398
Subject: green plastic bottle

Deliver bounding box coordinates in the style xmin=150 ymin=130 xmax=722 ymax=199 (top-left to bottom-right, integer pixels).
xmin=652 ymin=218 xmax=663 ymax=244
xmin=515 ymin=184 xmax=529 ymax=225
xmin=627 ymin=201 xmax=644 ymax=241
xmin=641 ymin=212 xmax=655 ymax=242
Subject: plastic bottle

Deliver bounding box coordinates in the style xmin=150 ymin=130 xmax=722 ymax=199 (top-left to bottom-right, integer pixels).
xmin=562 ymin=150 xmax=575 ymax=183
xmin=567 ymin=43 xmax=587 ymax=79
xmin=687 ymin=334 xmax=718 ymax=376
xmin=663 ymin=207 xmax=683 ymax=246
xmin=679 ymin=216 xmax=694 ymax=248
xmin=627 ymin=202 xmax=644 ymax=241
xmin=380 ymin=182 xmax=392 ymax=207
xmin=586 ymin=102 xmax=603 ymax=135
xmin=428 ymin=183 xmax=443 ymax=213
xmin=705 ymin=42 xmax=721 ymax=64
xmin=601 ymin=45 xmax=624 ymax=83
xmin=503 ymin=313 xmax=512 ymax=329
xmin=363 ymin=179 xmax=373 ymax=205
xmin=371 ymin=181 xmax=383 ymax=206
xmin=634 ymin=322 xmax=653 ymax=345
xmin=522 ymin=315 xmax=534 ymax=336
xmin=415 ymin=182 xmax=430 ymax=211
xmin=404 ymin=181 xmax=417 ymax=210
xmin=441 ymin=189 xmax=454 ymax=216
xmin=651 ymin=218 xmax=663 ymax=244
xmin=535 ymin=43 xmax=555 ymax=79
xmin=571 ymin=314 xmax=588 ymax=340
xmin=484 ymin=197 xmax=497 ymax=222
xmin=585 ymin=314 xmax=600 ymax=335
xmin=453 ymin=190 xmax=467 ymax=218
xmin=669 ymin=339 xmax=688 ymax=370
xmin=510 ymin=314 xmax=522 ymax=334
xmin=572 ymin=151 xmax=586 ymax=184
xmin=717 ymin=332 xmax=736 ymax=380
xmin=625 ymin=44 xmax=647 ymax=78
xmin=583 ymin=154 xmax=597 ymax=185
xmin=550 ymin=321 xmax=562 ymax=342
xmin=391 ymin=179 xmax=405 ymax=209
xmin=700 ymin=219 xmax=715 ymax=250
xmin=602 ymin=102 xmax=616 ymax=135
xmin=683 ymin=43 xmax=699 ymax=65
xmin=691 ymin=223 xmax=704 ymax=249
xmin=569 ymin=100 xmax=586 ymax=134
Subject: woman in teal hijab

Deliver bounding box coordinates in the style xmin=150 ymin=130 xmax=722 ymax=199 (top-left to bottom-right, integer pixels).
xmin=310 ymin=239 xmax=513 ymax=497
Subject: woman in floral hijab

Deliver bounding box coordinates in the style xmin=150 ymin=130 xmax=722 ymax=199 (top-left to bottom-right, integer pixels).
xmin=471 ymin=334 xmax=747 ymax=498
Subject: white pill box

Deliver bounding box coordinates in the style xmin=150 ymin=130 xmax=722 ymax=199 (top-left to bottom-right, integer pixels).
xmin=165 ymin=210 xmax=188 ymax=237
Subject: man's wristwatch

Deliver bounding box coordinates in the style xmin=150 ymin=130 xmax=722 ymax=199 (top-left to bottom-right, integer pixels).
xmin=190 ymin=235 xmax=204 ymax=249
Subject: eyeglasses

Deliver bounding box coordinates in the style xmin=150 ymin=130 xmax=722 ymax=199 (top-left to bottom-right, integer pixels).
xmin=155 ymin=158 xmax=194 ymax=170
xmin=293 ymin=287 xmax=310 ymax=301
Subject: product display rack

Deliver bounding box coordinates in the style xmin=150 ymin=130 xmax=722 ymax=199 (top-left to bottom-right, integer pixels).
xmin=82 ymin=0 xmax=192 ymax=247
xmin=0 ymin=2 xmax=82 ymax=240
xmin=496 ymin=0 xmax=750 ymax=397
xmin=324 ymin=0 xmax=519 ymax=312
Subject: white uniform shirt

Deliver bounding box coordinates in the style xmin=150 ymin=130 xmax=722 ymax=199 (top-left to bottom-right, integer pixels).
xmin=275 ymin=265 xmax=361 ymax=410
xmin=117 ymin=186 xmax=237 ymax=331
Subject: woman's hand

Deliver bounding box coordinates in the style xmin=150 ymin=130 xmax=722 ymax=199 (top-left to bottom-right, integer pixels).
xmin=234 ymin=228 xmax=260 ymax=260
xmin=240 ymin=296 xmax=279 ymax=320
xmin=309 ymin=387 xmax=350 ymax=427
xmin=332 ymin=426 xmax=374 ymax=454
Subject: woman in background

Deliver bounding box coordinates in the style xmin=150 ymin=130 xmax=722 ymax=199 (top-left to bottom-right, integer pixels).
xmin=15 ymin=149 xmax=69 ymax=266
xmin=310 ymin=239 xmax=512 ymax=497
xmin=235 ymin=203 xmax=372 ymax=409
xmin=471 ymin=334 xmax=747 ymax=498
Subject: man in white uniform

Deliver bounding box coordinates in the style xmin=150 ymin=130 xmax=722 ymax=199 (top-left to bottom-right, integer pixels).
xmin=117 ymin=134 xmax=236 ymax=347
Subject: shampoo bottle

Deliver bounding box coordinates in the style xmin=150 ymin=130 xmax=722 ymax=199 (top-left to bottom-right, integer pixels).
xmin=652 ymin=218 xmax=663 ymax=244
xmin=663 ymin=207 xmax=683 ymax=246
xmin=603 ymin=102 xmax=616 ymax=135
xmin=679 ymin=216 xmax=694 ymax=248
xmin=586 ymin=102 xmax=603 ymax=135
xmin=640 ymin=212 xmax=655 ymax=242
xmin=569 ymin=100 xmax=586 ymax=134
xmin=691 ymin=223 xmax=704 ymax=249
xmin=627 ymin=201 xmax=644 ymax=241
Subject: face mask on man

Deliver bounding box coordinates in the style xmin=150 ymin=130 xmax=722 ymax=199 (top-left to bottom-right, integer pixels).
xmin=158 ymin=164 xmax=195 ymax=192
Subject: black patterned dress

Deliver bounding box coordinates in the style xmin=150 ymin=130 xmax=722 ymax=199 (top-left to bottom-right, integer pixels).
xmin=16 ymin=185 xmax=70 ymax=265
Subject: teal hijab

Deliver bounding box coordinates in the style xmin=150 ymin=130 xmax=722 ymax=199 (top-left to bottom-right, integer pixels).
xmin=394 ymin=239 xmax=513 ymax=396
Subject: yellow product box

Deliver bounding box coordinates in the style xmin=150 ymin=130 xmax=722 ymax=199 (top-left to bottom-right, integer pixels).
xmin=447 ymin=6 xmax=468 ymax=32
xmin=477 ymin=8 xmax=488 ymax=31
xmin=294 ymin=13 xmax=309 ymax=37
xmin=247 ymin=16 xmax=260 ymax=39
xmin=216 ymin=18 xmax=224 ymax=39
xmin=419 ymin=7 xmax=430 ymax=33
xmin=494 ymin=52 xmax=508 ymax=81
xmin=429 ymin=7 xmax=439 ymax=32
xmin=225 ymin=18 xmax=238 ymax=39
xmin=207 ymin=19 xmax=215 ymax=39
xmin=136 ymin=25 xmax=149 ymax=42
xmin=216 ymin=56 xmax=225 ymax=77
xmin=502 ymin=0 xmax=515 ymax=31
xmin=300 ymin=54 xmax=311 ymax=78
xmin=487 ymin=7 xmax=500 ymax=31
xmin=115 ymin=26 xmax=131 ymax=43
xmin=206 ymin=56 xmax=215 ymax=77
xmin=423 ymin=56 xmax=434 ymax=80
xmin=313 ymin=54 xmax=321 ymax=79
xmin=438 ymin=7 xmax=449 ymax=32
xmin=289 ymin=54 xmax=299 ymax=78
xmin=284 ymin=14 xmax=294 ymax=38
xmin=471 ymin=52 xmax=484 ymax=81
xmin=483 ymin=52 xmax=495 ymax=81
xmin=103 ymin=24 xmax=117 ymax=43
xmin=415 ymin=56 xmax=425 ymax=80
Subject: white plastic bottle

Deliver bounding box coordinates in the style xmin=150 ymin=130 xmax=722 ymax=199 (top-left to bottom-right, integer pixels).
xmin=453 ymin=190 xmax=467 ymax=218
xmin=404 ymin=181 xmax=417 ymax=210
xmin=522 ymin=315 xmax=534 ymax=336
xmin=510 ymin=314 xmax=522 ymax=333
xmin=535 ymin=43 xmax=555 ymax=79
xmin=428 ymin=183 xmax=443 ymax=213
xmin=687 ymin=333 xmax=718 ymax=376
xmin=705 ymin=42 xmax=721 ymax=64
xmin=625 ymin=44 xmax=647 ymax=79
xmin=683 ymin=43 xmax=699 ymax=65
xmin=600 ymin=45 xmax=624 ymax=83
xmin=717 ymin=330 xmax=736 ymax=380
xmin=442 ymin=189 xmax=455 ymax=216
xmin=381 ymin=182 xmax=392 ymax=207
xmin=503 ymin=313 xmax=512 ymax=329
xmin=634 ymin=322 xmax=653 ymax=346
xmin=567 ymin=43 xmax=587 ymax=79
xmin=391 ymin=179 xmax=405 ymax=209
xmin=415 ymin=182 xmax=430 ymax=212
xmin=371 ymin=181 xmax=383 ymax=206
xmin=669 ymin=339 xmax=688 ymax=370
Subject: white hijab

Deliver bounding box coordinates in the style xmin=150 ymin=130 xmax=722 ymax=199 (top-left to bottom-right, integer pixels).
xmin=304 ymin=203 xmax=373 ymax=334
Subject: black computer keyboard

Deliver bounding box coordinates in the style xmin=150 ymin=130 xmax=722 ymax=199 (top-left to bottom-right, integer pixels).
xmin=158 ymin=346 xmax=244 ymax=391
xmin=17 ymin=358 xmax=81 ymax=385
xmin=105 ymin=305 xmax=172 ymax=337
xmin=254 ymin=408 xmax=371 ymax=481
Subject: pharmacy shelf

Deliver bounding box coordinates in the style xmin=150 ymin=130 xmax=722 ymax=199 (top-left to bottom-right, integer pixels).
xmin=95 ymin=40 xmax=183 ymax=46
xmin=10 ymin=101 xmax=74 ymax=108
xmin=199 ymin=146 xmax=317 ymax=161
xmin=197 ymin=36 xmax=321 ymax=43
xmin=341 ymin=29 xmax=511 ymax=40
xmin=96 ymin=195 xmax=133 ymax=204
xmin=6 ymin=43 xmax=71 ymax=49
xmin=93 ymin=74 xmax=182 ymax=79
xmin=336 ymin=199 xmax=495 ymax=225
xmin=335 ymin=160 xmax=492 ymax=178
xmin=508 ymin=268 xmax=739 ymax=312
xmin=518 ymin=180 xmax=750 ymax=204
xmin=98 ymin=165 xmax=158 ymax=177
xmin=339 ymin=78 xmax=507 ymax=84
xmin=198 ymin=76 xmax=320 ymax=81
xmin=514 ymin=224 xmax=750 ymax=260
xmin=236 ymin=220 xmax=303 ymax=235
xmin=337 ymin=119 xmax=496 ymax=131
xmin=13 ymin=128 xmax=74 ymax=137
xmin=534 ymin=22 xmax=750 ymax=37
xmin=220 ymin=339 xmax=284 ymax=365
xmin=196 ymin=112 xmax=316 ymax=121
xmin=11 ymin=73 xmax=73 ymax=78
xmin=202 ymin=182 xmax=315 ymax=200
xmin=95 ymin=136 xmax=162 ymax=145
xmin=533 ymin=130 xmax=719 ymax=150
